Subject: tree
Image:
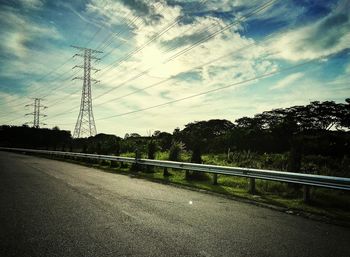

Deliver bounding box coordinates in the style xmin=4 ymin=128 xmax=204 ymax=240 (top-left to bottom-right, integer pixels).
xmin=179 ymin=119 xmax=234 ymax=153
xmin=169 ymin=141 xmax=185 ymax=161
xmin=154 ymin=131 xmax=172 ymax=151
xmin=339 ymin=98 xmax=350 ymax=129
xmin=153 ymin=130 xmax=161 ymax=137
xmin=148 ymin=140 xmax=157 ymax=160
xmin=164 ymin=141 xmax=185 ymax=177
xmin=187 ymin=143 xmax=207 ymax=180
xmin=146 ymin=139 xmax=158 ymax=173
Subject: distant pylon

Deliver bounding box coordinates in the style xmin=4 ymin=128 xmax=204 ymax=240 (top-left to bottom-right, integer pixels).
xmin=71 ymin=45 xmax=102 ymax=138
xmin=25 ymin=98 xmax=47 ymax=128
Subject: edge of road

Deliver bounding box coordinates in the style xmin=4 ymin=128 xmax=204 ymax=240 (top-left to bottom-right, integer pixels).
xmin=3 ymin=150 xmax=350 ymax=228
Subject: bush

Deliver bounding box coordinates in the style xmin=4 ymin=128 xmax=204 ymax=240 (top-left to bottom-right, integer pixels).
xmin=191 ymin=145 xmax=202 ymax=164
xmin=146 ymin=140 xmax=158 ymax=172
xmin=148 ymin=140 xmax=157 ymax=159
xmin=164 ymin=141 xmax=185 ymax=177
xmin=187 ymin=145 xmax=209 ymax=181
xmin=169 ymin=141 xmax=185 ymax=161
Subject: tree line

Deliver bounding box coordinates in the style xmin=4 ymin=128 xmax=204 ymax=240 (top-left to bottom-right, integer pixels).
xmin=1 ymin=99 xmax=349 ymax=175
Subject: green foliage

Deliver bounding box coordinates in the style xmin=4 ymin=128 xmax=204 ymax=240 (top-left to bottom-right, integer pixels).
xmin=156 ymin=151 xmax=169 ymax=160
xmin=178 ymin=119 xmax=234 ymax=153
xmin=87 ymin=134 xmax=121 ymax=155
xmin=146 ymin=140 xmax=158 ymax=173
xmin=110 ymin=160 xmax=119 ymax=168
xmin=0 ymin=125 xmax=71 ymax=149
xmin=120 ymin=152 xmax=136 ymax=158
xmin=169 ymin=141 xmax=185 ymax=161
xmin=191 ymin=145 xmax=202 ymax=164
xmin=48 ymin=147 xmax=350 ymax=222
xmin=154 ymin=131 xmax=172 ymax=151
xmin=1 ymin=99 xmax=349 ymax=179
xmin=147 ymin=140 xmax=158 ymax=159
xmin=187 ymin=144 xmax=209 ymax=181
xmin=341 ymin=155 xmax=350 ymax=175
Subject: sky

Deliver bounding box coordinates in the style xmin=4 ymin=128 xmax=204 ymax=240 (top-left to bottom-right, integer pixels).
xmin=0 ymin=0 xmax=349 ymax=137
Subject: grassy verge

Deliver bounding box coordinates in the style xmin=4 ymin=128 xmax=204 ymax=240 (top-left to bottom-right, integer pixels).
xmin=40 ymin=154 xmax=350 ymax=226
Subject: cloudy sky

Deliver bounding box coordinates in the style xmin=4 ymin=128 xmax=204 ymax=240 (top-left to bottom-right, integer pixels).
xmin=0 ymin=0 xmax=349 ymax=137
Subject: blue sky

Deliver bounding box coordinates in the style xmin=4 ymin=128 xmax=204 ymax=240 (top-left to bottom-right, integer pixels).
xmin=0 ymin=0 xmax=349 ymax=136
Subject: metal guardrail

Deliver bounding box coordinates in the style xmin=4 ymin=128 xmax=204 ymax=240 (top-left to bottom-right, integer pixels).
xmin=1 ymin=147 xmax=350 ymax=192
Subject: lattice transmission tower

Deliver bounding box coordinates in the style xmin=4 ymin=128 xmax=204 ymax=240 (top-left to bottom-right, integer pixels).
xmin=71 ymin=45 xmax=102 ymax=138
xmin=25 ymin=98 xmax=47 ymax=128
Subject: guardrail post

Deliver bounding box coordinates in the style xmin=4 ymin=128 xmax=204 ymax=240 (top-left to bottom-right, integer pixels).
xmin=249 ymin=178 xmax=256 ymax=194
xmin=163 ymin=167 xmax=170 ymax=177
xmin=133 ymin=149 xmax=140 ymax=172
xmin=110 ymin=160 xmax=118 ymax=168
xmin=303 ymin=185 xmax=311 ymax=203
xmin=213 ymin=174 xmax=218 ymax=185
xmin=185 ymin=170 xmax=190 ymax=180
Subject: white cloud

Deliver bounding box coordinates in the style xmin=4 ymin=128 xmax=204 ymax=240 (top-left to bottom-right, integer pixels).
xmin=94 ymin=10 xmax=273 ymax=91
xmin=270 ymin=72 xmax=304 ymax=90
xmin=0 ymin=7 xmax=62 ymax=59
xmin=346 ymin=62 xmax=350 ymax=74
xmin=19 ymin=0 xmax=44 ymax=10
xmin=269 ymin=0 xmax=350 ymax=62
xmin=51 ymin=0 xmax=281 ymax=135
xmin=2 ymin=0 xmax=348 ymax=136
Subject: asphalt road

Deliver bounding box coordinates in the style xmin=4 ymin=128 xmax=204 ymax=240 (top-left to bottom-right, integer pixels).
xmin=1 ymin=151 xmax=350 ymax=257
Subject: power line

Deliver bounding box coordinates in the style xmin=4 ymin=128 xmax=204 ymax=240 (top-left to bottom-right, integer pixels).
xmin=94 ymin=57 xmax=317 ymax=121
xmin=90 ymin=0 xmax=277 ymax=103
xmin=165 ymin=0 xmax=276 ymax=63
xmin=1 ymin=116 xmax=26 ymax=125
xmin=20 ymin=2 xmax=158 ymax=118
xmin=0 ymin=1 xmax=110 ymax=109
xmin=26 ymin=79 xmax=350 ymax=127
xmin=36 ymin=0 xmax=230 ymax=119
xmin=97 ymin=0 xmax=209 ymax=76
xmin=93 ymin=1 xmax=166 ymax=57
xmin=94 ymin=42 xmax=267 ymax=107
xmin=37 ymin=0 xmax=280 ymax=123
xmin=0 ymin=69 xmax=79 ymax=118
xmin=83 ymin=0 xmax=111 ymax=48
xmin=0 ymin=57 xmax=74 ymax=107
xmin=46 ymin=52 xmax=334 ymax=126
xmin=41 ymin=8 xmax=285 ymax=121
xmin=95 ymin=14 xmax=225 ymax=92
xmin=96 ymin=9 xmax=145 ymax=53
xmin=93 ymin=0 xmax=163 ymax=51
xmin=41 ymin=1 xmax=210 ymax=118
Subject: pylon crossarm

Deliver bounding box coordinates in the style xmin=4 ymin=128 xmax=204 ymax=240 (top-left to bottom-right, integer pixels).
xmin=72 ymin=77 xmax=84 ymax=81
xmin=73 ymin=53 xmax=101 ymax=60
xmin=73 ymin=65 xmax=84 ymax=69
xmin=70 ymin=45 xmax=103 ymax=54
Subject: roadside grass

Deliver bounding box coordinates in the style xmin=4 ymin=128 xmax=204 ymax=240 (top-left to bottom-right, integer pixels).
xmin=36 ymin=153 xmax=350 ymax=225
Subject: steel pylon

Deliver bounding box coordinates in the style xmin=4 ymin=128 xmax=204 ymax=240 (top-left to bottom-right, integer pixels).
xmin=25 ymin=98 xmax=47 ymax=128
xmin=71 ymin=45 xmax=102 ymax=138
